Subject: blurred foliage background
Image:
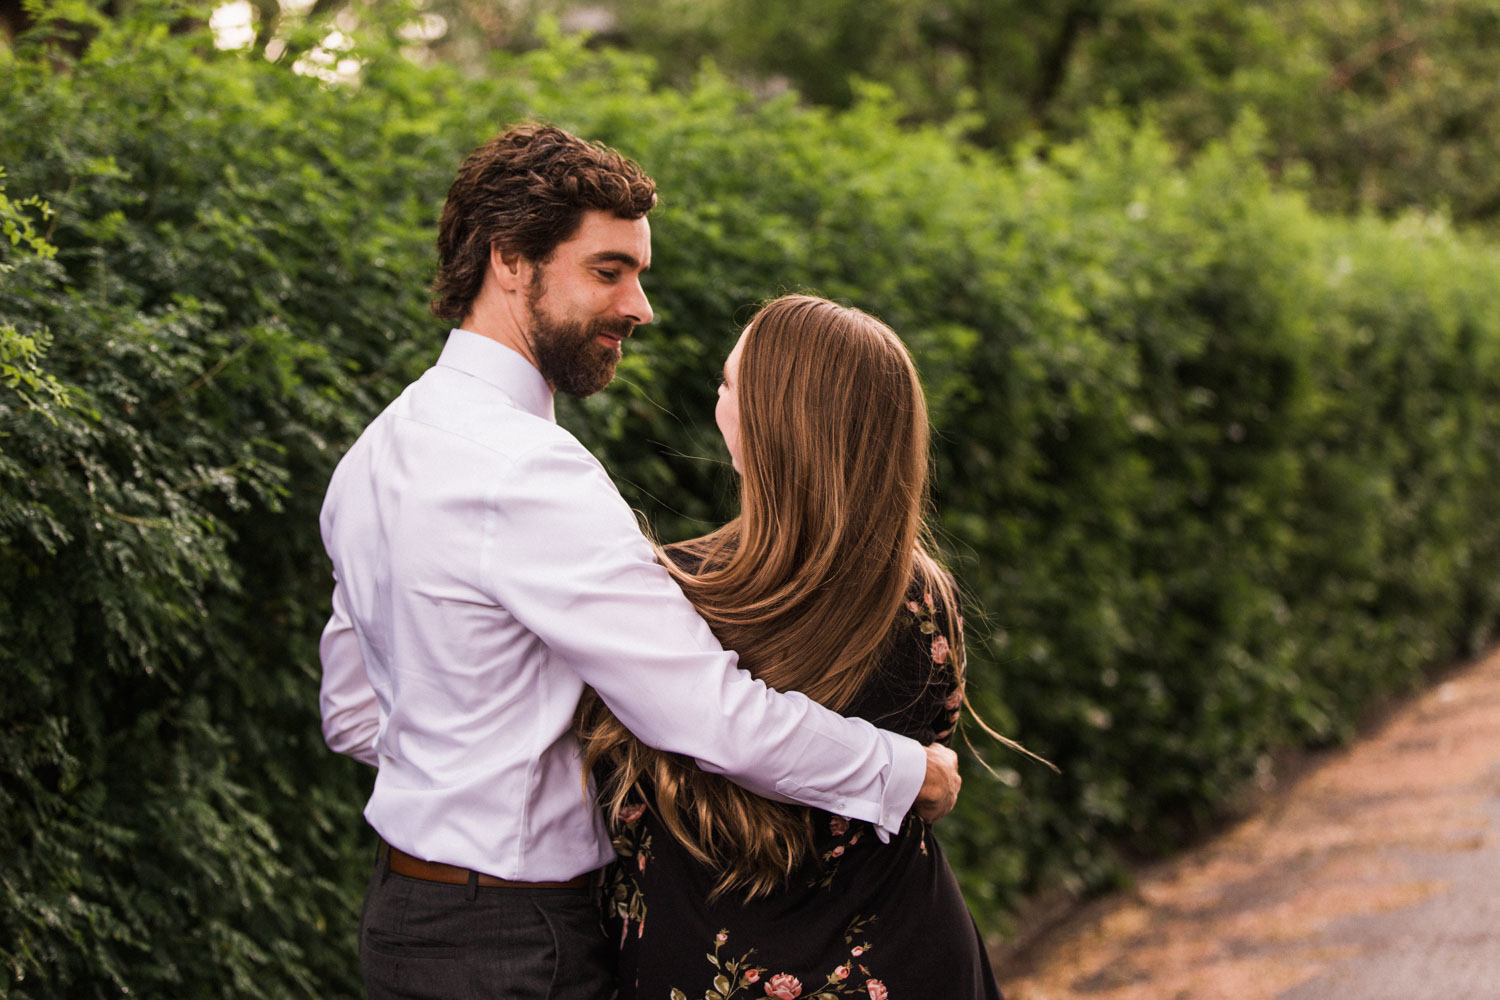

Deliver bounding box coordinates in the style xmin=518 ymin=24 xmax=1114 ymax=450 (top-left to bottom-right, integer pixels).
xmin=3 ymin=1 xmax=1500 ymax=996
xmin=429 ymin=0 xmax=1500 ymax=225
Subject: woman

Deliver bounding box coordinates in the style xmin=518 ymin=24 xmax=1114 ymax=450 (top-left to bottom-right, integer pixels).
xmin=577 ymin=295 xmax=1007 ymax=1000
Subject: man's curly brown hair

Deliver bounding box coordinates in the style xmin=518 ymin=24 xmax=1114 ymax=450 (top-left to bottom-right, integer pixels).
xmin=431 ymin=123 xmax=658 ymax=323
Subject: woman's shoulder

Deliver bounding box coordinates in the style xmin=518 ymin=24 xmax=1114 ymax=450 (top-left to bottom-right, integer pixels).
xmin=893 ymin=566 xmax=962 ymax=644
xmin=839 ymin=567 xmax=963 ymax=742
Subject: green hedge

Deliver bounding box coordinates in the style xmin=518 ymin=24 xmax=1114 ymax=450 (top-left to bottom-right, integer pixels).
xmin=4 ymin=7 xmax=1500 ymax=996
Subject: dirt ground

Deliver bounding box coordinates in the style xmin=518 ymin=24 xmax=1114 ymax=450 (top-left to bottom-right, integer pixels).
xmin=990 ymin=646 xmax=1500 ymax=1000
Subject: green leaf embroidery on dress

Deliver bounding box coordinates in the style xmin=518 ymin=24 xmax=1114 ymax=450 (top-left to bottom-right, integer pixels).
xmin=670 ymin=918 xmax=887 ymax=999
xmin=606 ymin=811 xmax=652 ymax=942
xmin=668 ymin=930 xmax=767 ymax=999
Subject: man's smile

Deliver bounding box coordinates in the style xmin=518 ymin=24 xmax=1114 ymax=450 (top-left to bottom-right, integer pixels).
xmin=594 ymin=320 xmax=634 ymax=351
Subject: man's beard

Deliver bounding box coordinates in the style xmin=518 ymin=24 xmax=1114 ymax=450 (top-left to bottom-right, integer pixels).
xmin=527 ymin=281 xmax=633 ymax=399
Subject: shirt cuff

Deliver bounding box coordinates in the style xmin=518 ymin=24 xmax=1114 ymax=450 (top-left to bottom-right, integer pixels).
xmin=873 ymin=731 xmax=927 ymax=843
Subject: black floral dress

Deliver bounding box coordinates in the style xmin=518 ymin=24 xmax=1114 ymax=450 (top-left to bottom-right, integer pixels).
xmin=601 ymin=585 xmax=1004 ymax=1000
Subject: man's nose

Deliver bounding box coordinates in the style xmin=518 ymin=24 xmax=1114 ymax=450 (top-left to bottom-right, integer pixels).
xmin=619 ymin=278 xmax=653 ymax=326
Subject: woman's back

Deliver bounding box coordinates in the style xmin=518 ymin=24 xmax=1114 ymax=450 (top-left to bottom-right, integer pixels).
xmin=602 ymin=577 xmax=1003 ymax=1000
xmin=577 ymin=295 xmax=1004 ymax=998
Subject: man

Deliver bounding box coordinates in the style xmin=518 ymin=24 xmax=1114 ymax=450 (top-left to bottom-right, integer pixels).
xmin=318 ymin=123 xmax=961 ymax=999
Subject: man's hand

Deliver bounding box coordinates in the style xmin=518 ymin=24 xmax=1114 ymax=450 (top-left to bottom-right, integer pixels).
xmin=913 ymin=743 xmax=961 ymax=823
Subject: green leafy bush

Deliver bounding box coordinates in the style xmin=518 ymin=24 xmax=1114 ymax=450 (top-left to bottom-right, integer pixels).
xmin=3 ymin=5 xmax=1500 ymax=996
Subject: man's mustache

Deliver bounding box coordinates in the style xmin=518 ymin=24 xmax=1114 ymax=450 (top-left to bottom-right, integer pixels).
xmin=589 ymin=317 xmax=635 ymax=340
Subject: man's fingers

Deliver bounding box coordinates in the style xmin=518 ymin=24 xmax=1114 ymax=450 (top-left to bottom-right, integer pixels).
xmin=915 ymin=742 xmax=962 ymax=823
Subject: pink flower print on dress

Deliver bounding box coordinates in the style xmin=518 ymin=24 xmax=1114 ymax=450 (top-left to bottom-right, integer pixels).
xmin=831 ymin=845 xmax=845 ymax=857
xmin=619 ymin=803 xmax=645 ymax=824
xmin=944 ymin=688 xmax=962 ymax=712
xmin=923 ymin=591 xmax=934 ymax=609
xmin=850 ymin=946 xmax=864 ymax=957
xmin=716 ymin=930 xmax=728 ymax=944
xmin=834 ymin=965 xmax=850 ymax=980
xmin=931 ymin=634 xmax=950 ymax=665
xmin=637 ymin=853 xmax=647 ymax=872
xmin=764 ymin=973 xmax=802 ymax=999
xmin=744 ymin=969 xmax=761 ymax=984
xmin=867 ymin=980 xmax=889 ymax=1000
xmin=907 ymin=600 xmax=921 ymax=614
xmin=829 ymin=816 xmax=850 ymax=836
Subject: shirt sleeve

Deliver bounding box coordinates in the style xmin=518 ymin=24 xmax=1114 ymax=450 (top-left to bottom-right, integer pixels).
xmin=318 ymin=575 xmax=381 ymax=768
xmin=482 ymin=436 xmax=927 ymax=839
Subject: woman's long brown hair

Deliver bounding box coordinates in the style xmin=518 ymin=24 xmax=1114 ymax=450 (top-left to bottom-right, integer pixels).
xmin=576 ymin=294 xmax=963 ymax=899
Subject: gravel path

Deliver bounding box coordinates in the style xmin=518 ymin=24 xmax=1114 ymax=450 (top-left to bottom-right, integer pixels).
xmin=992 ymin=646 xmax=1500 ymax=1000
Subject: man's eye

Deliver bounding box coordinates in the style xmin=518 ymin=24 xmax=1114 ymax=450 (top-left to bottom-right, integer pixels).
xmin=596 ymin=269 xmax=619 ymax=281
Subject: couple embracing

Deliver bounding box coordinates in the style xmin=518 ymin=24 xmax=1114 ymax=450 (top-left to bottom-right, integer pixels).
xmin=318 ymin=123 xmax=1006 ymax=1000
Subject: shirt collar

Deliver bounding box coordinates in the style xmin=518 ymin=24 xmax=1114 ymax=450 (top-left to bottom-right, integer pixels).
xmin=437 ymin=329 xmax=556 ymax=423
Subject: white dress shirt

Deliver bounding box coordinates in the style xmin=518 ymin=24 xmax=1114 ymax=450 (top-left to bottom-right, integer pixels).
xmin=318 ymin=329 xmax=927 ymax=881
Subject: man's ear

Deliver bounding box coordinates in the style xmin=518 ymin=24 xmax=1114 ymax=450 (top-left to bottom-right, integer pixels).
xmin=490 ymin=245 xmax=529 ymax=294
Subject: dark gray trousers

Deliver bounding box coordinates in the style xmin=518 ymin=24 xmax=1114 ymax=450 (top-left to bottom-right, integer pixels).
xmin=358 ymin=853 xmax=615 ymax=1000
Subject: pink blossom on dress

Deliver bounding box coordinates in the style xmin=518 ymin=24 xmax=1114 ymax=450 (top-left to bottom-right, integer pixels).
xmin=619 ymin=803 xmax=646 ymax=824
xmin=848 ymin=833 xmax=860 ymax=846
xmin=923 ymin=591 xmax=934 ymax=609
xmin=764 ymin=973 xmax=802 ymax=999
xmin=829 ymin=816 xmax=849 ymax=836
xmin=744 ymin=969 xmax=761 ymax=984
xmin=637 ymin=919 xmax=645 ymax=938
xmin=831 ymin=845 xmax=845 ymax=857
xmin=834 ymin=965 xmax=850 ymax=980
xmin=907 ymin=600 xmax=921 ymax=613
xmin=931 ymin=634 xmax=950 ymax=665
xmin=850 ymin=946 xmax=864 ymax=957
xmin=716 ymin=930 xmax=728 ymax=944
xmin=637 ymin=854 xmax=647 ymax=872
xmin=867 ymin=979 xmax=889 ymax=1000
xmin=944 ymin=688 xmax=962 ymax=712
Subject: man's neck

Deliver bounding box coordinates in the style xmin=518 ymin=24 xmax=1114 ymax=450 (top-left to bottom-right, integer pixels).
xmin=460 ymin=302 xmax=548 ymax=391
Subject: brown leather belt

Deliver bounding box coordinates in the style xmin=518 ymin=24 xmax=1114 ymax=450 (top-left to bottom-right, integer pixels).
xmin=383 ymin=841 xmax=591 ymax=890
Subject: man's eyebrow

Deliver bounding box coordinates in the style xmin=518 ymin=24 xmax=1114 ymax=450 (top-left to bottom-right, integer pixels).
xmin=584 ymin=250 xmax=648 ymax=271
